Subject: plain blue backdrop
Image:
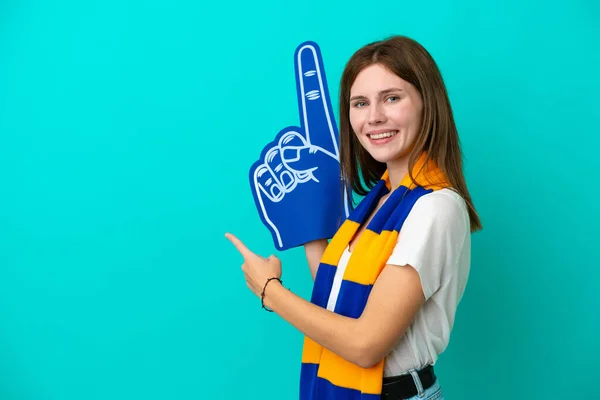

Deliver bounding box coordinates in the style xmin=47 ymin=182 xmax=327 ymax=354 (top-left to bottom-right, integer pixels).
xmin=1 ymin=0 xmax=599 ymax=398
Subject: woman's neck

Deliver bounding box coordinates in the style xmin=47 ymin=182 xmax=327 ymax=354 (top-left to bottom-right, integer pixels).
xmin=386 ymin=156 xmax=410 ymax=190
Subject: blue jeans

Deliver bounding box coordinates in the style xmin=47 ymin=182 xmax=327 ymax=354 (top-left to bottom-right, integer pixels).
xmin=403 ymin=380 xmax=443 ymax=399
xmin=402 ymin=368 xmax=443 ymax=400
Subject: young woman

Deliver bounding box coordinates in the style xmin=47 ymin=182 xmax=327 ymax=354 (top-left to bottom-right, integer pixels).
xmin=226 ymin=35 xmax=482 ymax=400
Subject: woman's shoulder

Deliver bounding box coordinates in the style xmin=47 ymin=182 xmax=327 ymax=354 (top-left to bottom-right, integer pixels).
xmin=407 ymin=188 xmax=469 ymax=232
xmin=416 ymin=188 xmax=467 ymax=213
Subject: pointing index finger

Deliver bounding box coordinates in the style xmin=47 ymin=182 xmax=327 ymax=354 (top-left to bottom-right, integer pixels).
xmin=295 ymin=41 xmax=339 ymax=157
xmin=225 ymin=233 xmax=255 ymax=260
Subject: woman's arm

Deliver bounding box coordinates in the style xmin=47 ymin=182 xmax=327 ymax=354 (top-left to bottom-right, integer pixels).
xmin=303 ymin=239 xmax=328 ymax=280
xmin=226 ymin=191 xmax=467 ymax=368
xmin=225 ymin=233 xmax=424 ymax=368
xmin=265 ymin=262 xmax=424 ymax=368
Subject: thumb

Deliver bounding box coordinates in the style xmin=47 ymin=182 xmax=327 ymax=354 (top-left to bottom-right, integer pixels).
xmin=281 ymin=145 xmax=333 ymax=173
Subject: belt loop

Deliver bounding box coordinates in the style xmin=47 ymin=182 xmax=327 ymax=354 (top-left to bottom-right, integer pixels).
xmin=408 ymin=368 xmax=424 ymax=397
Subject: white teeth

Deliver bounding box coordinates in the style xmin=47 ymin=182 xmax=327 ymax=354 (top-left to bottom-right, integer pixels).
xmin=369 ymin=131 xmax=397 ymax=140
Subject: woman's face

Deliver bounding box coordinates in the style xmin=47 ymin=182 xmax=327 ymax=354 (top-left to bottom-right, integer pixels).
xmin=349 ymin=63 xmax=423 ymax=164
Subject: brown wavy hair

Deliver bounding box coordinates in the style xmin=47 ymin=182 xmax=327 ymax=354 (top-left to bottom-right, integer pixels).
xmin=339 ymin=35 xmax=482 ymax=232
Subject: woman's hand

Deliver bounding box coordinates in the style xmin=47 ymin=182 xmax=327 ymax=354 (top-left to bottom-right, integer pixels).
xmin=225 ymin=233 xmax=282 ymax=298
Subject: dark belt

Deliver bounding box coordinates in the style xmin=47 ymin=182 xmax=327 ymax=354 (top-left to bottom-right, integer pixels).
xmin=381 ymin=365 xmax=436 ymax=399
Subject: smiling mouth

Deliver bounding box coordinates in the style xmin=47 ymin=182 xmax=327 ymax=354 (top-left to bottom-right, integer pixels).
xmin=367 ymin=130 xmax=398 ymax=140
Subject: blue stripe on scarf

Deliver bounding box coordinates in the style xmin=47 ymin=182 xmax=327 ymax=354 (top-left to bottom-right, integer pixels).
xmin=387 ymin=186 xmax=432 ymax=232
xmin=316 ymin=376 xmax=381 ymax=399
xmin=310 ymin=263 xmax=337 ymax=308
xmin=334 ymin=281 xmax=373 ymax=319
xmin=301 ymin=364 xmax=382 ymax=400
xmin=300 ymin=363 xmax=319 ymax=400
xmin=347 ymin=180 xmax=389 ymax=224
xmin=369 ymin=186 xmax=410 ymax=233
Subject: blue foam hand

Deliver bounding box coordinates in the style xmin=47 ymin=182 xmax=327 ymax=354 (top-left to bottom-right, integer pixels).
xmin=249 ymin=41 xmax=351 ymax=251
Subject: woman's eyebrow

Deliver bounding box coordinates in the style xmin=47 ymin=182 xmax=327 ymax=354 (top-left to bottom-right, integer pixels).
xmin=350 ymin=88 xmax=404 ymax=101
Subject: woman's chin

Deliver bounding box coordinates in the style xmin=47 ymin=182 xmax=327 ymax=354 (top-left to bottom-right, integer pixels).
xmin=367 ymin=150 xmax=411 ymax=165
xmin=368 ymin=151 xmax=400 ymax=164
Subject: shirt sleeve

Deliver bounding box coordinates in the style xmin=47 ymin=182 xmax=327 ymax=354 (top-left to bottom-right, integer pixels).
xmin=386 ymin=190 xmax=469 ymax=300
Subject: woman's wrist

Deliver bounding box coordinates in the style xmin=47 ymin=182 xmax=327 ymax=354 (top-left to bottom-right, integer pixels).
xmin=261 ymin=278 xmax=285 ymax=312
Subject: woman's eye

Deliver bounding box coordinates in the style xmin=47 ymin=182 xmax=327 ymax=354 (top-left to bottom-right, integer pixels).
xmin=354 ymin=101 xmax=367 ymax=108
xmin=387 ymin=96 xmax=400 ymax=102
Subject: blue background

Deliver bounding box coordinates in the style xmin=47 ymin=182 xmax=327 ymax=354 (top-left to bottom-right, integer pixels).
xmin=1 ymin=0 xmax=599 ymax=398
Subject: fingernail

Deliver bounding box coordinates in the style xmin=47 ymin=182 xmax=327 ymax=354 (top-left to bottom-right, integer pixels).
xmin=282 ymin=148 xmax=300 ymax=162
xmin=270 ymin=186 xmax=281 ymax=198
xmin=281 ymin=171 xmax=293 ymax=187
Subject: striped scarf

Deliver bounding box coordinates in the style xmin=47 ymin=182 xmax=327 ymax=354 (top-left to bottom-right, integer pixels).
xmin=300 ymin=152 xmax=451 ymax=399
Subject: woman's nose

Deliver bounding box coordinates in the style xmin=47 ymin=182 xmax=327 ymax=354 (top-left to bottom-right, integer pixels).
xmin=368 ymin=104 xmax=386 ymax=125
